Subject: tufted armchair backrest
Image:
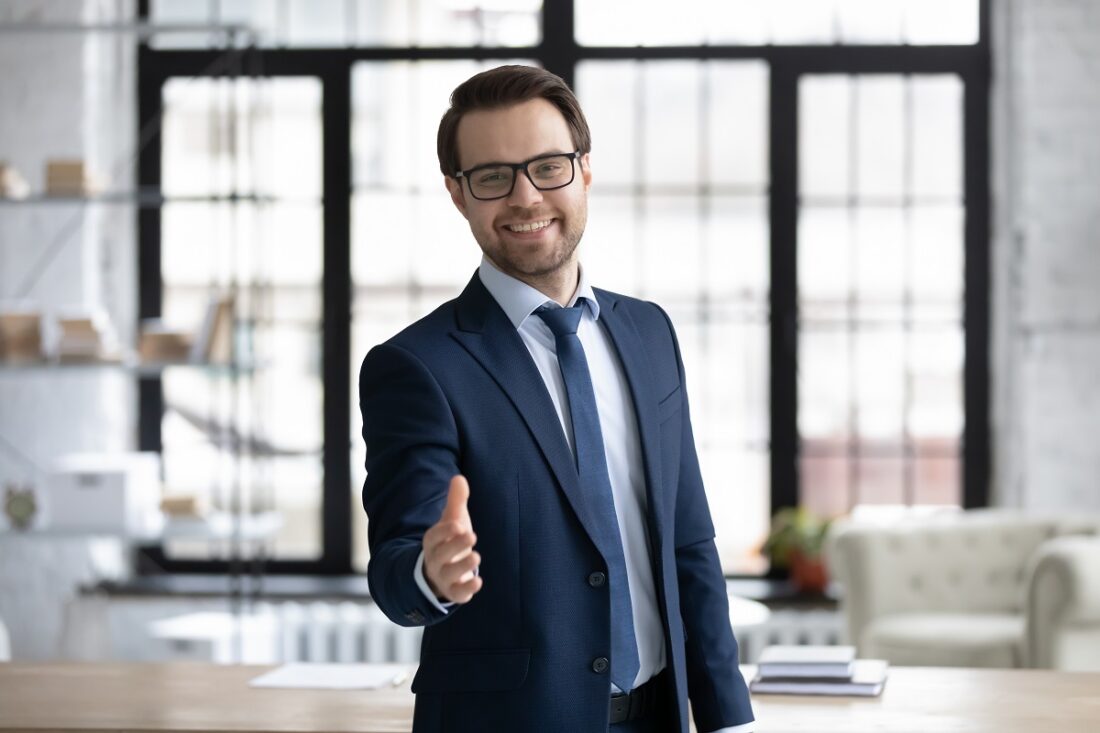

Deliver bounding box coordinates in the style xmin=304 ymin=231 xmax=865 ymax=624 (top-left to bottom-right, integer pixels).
xmin=826 ymin=510 xmax=1100 ymax=650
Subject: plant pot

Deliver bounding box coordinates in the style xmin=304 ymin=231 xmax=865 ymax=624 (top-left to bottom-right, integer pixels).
xmin=789 ymin=550 xmax=828 ymax=594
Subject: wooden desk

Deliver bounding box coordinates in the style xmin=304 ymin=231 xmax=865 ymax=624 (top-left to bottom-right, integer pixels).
xmin=2 ymin=663 xmax=1099 ymax=732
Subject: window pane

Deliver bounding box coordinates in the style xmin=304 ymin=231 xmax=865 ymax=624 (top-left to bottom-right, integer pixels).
xmin=854 ymin=207 xmax=906 ymax=310
xmin=837 ymin=0 xmax=904 ymax=44
xmin=574 ymin=62 xmax=639 ymax=187
xmin=857 ymin=456 xmax=905 ymax=505
xmin=641 ymin=62 xmax=700 ymax=188
xmin=582 ymin=194 xmax=639 ymax=295
xmin=766 ymin=0 xmax=836 ymax=44
xmin=576 ymin=0 xmax=706 ymax=47
xmin=799 ymin=329 xmax=852 ymax=443
xmin=162 ymin=77 xmax=321 ymax=199
xmin=800 ymin=76 xmax=851 ymax=199
xmin=910 ymin=205 xmax=963 ymax=301
xmin=153 ymin=0 xmax=542 ymax=48
xmin=903 ymin=0 xmax=979 ymax=45
xmin=909 ymin=330 xmax=963 ymax=441
xmin=801 ymin=455 xmax=851 ymax=518
xmin=707 ymin=62 xmax=769 ymax=191
xmin=576 ymin=0 xmax=978 ymax=46
xmin=914 ymin=454 xmax=960 ymax=505
xmin=855 ymin=331 xmax=905 ymax=442
xmin=799 ymin=206 xmax=852 ymax=304
xmin=855 ymin=77 xmax=906 ymax=199
xmin=705 ymin=196 xmax=769 ymax=300
xmin=911 ymin=76 xmax=963 ymax=198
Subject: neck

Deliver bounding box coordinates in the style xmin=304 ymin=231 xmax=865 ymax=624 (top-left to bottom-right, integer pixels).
xmin=491 ymin=256 xmax=580 ymax=307
xmin=527 ymin=264 xmax=580 ymax=307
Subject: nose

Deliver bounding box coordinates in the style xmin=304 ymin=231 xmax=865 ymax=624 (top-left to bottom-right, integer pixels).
xmin=507 ymin=170 xmax=544 ymax=208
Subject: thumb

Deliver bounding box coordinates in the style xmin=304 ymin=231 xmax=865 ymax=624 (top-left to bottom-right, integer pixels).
xmin=442 ymin=474 xmax=471 ymax=526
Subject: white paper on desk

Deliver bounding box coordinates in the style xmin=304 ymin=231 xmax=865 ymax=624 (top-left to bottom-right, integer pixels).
xmin=250 ymin=663 xmax=410 ymax=690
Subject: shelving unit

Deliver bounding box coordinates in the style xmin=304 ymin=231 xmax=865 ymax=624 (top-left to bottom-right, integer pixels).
xmin=0 ymin=18 xmax=276 ymax=581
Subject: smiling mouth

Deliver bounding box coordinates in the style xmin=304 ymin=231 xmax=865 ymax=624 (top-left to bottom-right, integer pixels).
xmin=504 ymin=219 xmax=554 ymax=233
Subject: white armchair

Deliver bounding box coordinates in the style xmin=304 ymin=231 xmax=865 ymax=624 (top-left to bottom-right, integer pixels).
xmin=827 ymin=510 xmax=1100 ymax=670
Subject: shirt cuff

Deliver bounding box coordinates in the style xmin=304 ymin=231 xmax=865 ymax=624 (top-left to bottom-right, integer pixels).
xmin=705 ymin=724 xmax=755 ymax=733
xmin=414 ymin=549 xmax=456 ymax=614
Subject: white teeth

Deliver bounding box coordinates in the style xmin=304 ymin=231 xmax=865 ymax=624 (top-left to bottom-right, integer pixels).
xmin=506 ymin=219 xmax=552 ymax=233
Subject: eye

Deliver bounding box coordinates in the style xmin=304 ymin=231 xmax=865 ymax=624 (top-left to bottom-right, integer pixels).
xmin=534 ymin=162 xmax=563 ymax=176
xmin=475 ymin=169 xmax=509 ymax=185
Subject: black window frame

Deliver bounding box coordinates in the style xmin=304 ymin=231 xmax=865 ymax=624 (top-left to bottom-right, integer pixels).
xmin=135 ymin=0 xmax=990 ymax=577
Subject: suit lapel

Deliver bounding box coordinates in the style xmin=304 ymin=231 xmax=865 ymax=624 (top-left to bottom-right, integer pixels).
xmin=450 ymin=274 xmax=611 ymax=559
xmin=594 ymin=289 xmax=668 ymax=550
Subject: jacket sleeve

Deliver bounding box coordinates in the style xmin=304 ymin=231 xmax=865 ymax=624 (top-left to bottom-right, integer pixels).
xmin=657 ymin=306 xmax=756 ymax=731
xmin=359 ymin=341 xmax=461 ymax=628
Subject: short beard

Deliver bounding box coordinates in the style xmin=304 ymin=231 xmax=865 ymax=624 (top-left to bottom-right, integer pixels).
xmin=486 ymin=211 xmax=586 ymax=284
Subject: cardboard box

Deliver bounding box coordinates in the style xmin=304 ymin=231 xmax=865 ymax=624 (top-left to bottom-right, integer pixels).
xmin=45 ymin=452 xmax=162 ymax=536
xmin=139 ymin=320 xmax=193 ymax=363
xmin=0 ymin=311 xmax=44 ymax=362
xmin=45 ymin=159 xmax=100 ymax=196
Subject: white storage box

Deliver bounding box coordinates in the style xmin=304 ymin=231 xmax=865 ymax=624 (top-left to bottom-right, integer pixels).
xmin=46 ymin=453 xmax=161 ymax=537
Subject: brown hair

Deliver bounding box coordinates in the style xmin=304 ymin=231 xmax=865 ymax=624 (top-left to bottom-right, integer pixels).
xmin=437 ymin=65 xmax=592 ymax=176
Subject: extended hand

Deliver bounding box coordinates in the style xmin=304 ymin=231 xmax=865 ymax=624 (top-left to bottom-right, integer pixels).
xmin=422 ymin=475 xmax=483 ymax=604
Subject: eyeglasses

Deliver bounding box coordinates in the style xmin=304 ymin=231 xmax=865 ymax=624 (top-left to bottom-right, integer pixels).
xmin=454 ymin=151 xmax=581 ymax=201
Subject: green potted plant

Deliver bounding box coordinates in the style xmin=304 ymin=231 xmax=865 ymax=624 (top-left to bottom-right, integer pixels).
xmin=762 ymin=506 xmax=833 ymax=594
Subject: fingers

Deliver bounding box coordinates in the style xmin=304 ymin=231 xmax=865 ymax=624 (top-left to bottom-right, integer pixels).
xmin=441 ymin=474 xmax=471 ymax=528
xmin=426 ymin=530 xmax=476 ymax=567
xmin=447 ymin=574 xmax=483 ymax=604
xmin=436 ymin=550 xmax=481 ymax=589
xmin=425 ymin=541 xmax=483 ymax=604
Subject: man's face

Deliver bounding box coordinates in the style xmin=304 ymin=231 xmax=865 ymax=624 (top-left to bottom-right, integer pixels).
xmin=445 ymin=98 xmax=592 ymax=284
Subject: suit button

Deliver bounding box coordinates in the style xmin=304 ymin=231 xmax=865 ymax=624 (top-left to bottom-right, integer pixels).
xmin=588 ymin=571 xmax=607 ymax=588
xmin=592 ymin=657 xmax=609 ymax=674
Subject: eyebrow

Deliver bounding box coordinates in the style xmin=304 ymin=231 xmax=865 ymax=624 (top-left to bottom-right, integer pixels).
xmin=463 ymin=150 xmax=572 ymax=171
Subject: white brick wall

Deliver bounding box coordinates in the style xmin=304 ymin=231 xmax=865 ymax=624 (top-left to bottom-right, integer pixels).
xmin=0 ymin=0 xmax=136 ymax=492
xmin=991 ymin=0 xmax=1100 ymax=510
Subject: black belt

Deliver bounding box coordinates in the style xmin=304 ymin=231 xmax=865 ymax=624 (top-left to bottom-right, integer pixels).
xmin=609 ymin=668 xmax=668 ymax=725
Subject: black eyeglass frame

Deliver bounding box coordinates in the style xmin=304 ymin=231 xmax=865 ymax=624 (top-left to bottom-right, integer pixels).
xmin=454 ymin=151 xmax=582 ymax=201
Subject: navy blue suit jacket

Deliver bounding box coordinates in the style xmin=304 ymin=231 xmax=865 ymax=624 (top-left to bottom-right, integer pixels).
xmin=359 ymin=272 xmax=754 ymax=732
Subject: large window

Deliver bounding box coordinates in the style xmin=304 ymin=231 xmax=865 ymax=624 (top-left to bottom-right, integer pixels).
xmin=139 ymin=0 xmax=989 ymax=577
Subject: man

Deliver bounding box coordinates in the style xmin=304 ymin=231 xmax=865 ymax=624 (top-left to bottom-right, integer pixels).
xmin=360 ymin=65 xmax=755 ymax=733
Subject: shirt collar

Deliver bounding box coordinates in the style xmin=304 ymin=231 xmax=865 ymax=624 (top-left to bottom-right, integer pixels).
xmin=477 ymin=255 xmax=600 ymax=330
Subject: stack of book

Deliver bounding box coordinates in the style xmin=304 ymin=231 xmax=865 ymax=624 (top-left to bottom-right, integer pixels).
xmin=749 ymin=645 xmax=888 ymax=697
xmin=56 ymin=315 xmax=113 ymax=363
xmin=189 ymin=294 xmax=234 ymax=364
xmin=0 ymin=161 xmax=30 ymax=199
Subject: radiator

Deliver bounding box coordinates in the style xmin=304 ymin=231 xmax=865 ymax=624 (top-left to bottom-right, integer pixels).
xmin=264 ymin=602 xmax=842 ymax=666
xmin=734 ymin=608 xmax=847 ymax=664
xmin=261 ymin=601 xmax=423 ymax=664
xmin=151 ymin=602 xmax=840 ymax=666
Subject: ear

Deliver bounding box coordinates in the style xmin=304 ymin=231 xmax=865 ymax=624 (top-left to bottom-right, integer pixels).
xmin=444 ymin=176 xmax=470 ymax=220
xmin=580 ymin=153 xmax=592 ymax=192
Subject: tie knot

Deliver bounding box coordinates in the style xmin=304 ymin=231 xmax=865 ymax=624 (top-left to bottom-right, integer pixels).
xmin=535 ymin=300 xmax=585 ymax=338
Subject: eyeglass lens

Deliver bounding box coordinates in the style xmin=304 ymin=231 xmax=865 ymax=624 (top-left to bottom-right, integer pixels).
xmin=468 ymin=154 xmax=575 ymax=199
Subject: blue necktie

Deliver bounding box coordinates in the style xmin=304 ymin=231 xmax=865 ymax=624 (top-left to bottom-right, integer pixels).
xmin=536 ymin=300 xmax=640 ymax=692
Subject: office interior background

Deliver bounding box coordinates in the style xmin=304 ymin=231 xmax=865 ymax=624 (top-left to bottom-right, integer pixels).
xmin=1 ymin=0 xmax=1098 ymax=669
